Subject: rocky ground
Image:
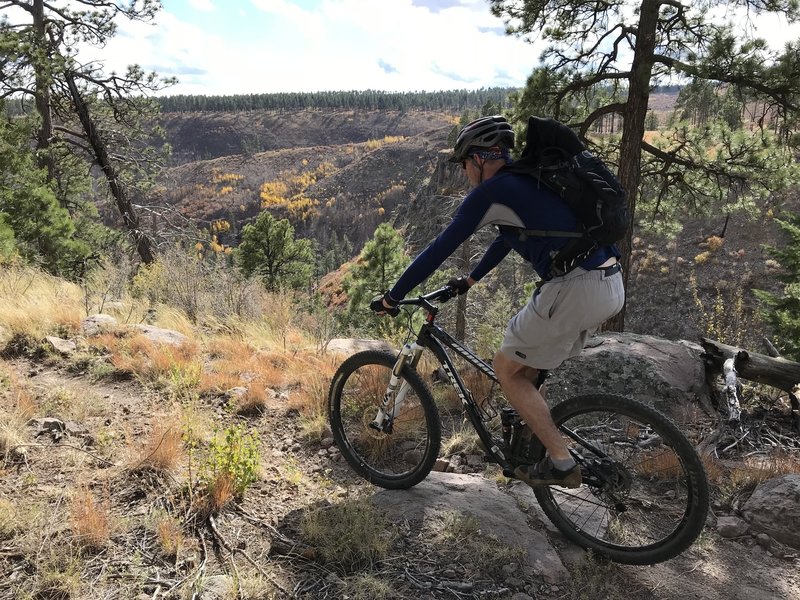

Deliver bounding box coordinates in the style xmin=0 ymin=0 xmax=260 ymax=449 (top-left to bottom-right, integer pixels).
xmin=1 ymin=327 xmax=799 ymax=600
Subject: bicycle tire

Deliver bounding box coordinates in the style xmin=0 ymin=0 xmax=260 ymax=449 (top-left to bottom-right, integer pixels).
xmin=328 ymin=350 xmax=441 ymax=489
xmin=532 ymin=394 xmax=709 ymax=565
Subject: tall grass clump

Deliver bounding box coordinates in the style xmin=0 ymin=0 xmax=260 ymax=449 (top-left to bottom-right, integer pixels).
xmin=70 ymin=486 xmax=111 ymax=550
xmin=94 ymin=333 xmax=202 ymax=397
xmin=0 ymin=263 xmax=84 ymax=343
xmin=300 ymin=499 xmax=394 ymax=571
xmin=129 ymin=415 xmax=185 ymax=474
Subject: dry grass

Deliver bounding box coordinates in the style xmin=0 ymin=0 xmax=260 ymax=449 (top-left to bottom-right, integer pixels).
xmin=704 ymin=452 xmax=800 ymax=509
xmin=70 ymin=486 xmax=111 ymax=550
xmin=129 ymin=416 xmax=185 ymax=473
xmin=0 ymin=419 xmax=24 ymax=463
xmin=234 ymin=381 xmax=269 ymax=415
xmin=0 ymin=364 xmax=35 ymax=461
xmin=0 ymin=264 xmax=84 ymax=342
xmin=203 ymin=471 xmax=235 ymax=514
xmin=441 ymin=421 xmax=484 ymax=457
xmin=199 ymin=367 xmax=243 ymax=395
xmin=207 ymin=335 xmax=256 ymax=360
xmin=155 ymin=513 xmax=185 ymax=559
xmin=39 ymin=385 xmax=102 ymax=421
xmin=0 ymin=497 xmax=19 ymax=539
xmin=634 ymin=449 xmax=685 ymax=479
xmin=300 ymin=499 xmax=394 ymax=571
xmin=97 ymin=334 xmax=203 ymax=395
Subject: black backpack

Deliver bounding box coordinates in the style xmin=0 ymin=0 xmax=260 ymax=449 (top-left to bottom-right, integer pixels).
xmin=504 ymin=116 xmax=629 ymax=276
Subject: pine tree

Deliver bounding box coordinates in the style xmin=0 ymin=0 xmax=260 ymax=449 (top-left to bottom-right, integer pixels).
xmin=341 ymin=223 xmax=410 ymax=335
xmin=754 ymin=213 xmax=800 ymax=360
xmin=236 ymin=212 xmax=314 ymax=291
xmin=0 ymin=110 xmax=92 ymax=276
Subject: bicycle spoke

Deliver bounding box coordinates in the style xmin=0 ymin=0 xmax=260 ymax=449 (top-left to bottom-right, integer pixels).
xmin=534 ymin=395 xmax=708 ymax=564
xmin=329 ymin=351 xmax=441 ymax=489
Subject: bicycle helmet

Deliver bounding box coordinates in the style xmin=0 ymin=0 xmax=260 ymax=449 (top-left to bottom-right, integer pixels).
xmin=448 ymin=115 xmax=515 ymax=163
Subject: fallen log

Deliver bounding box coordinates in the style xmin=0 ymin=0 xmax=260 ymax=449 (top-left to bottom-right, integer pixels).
xmin=701 ymin=338 xmax=800 ymax=393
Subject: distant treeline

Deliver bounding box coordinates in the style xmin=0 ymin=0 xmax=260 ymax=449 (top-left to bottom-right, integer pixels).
xmin=156 ymin=88 xmax=520 ymax=113
xmin=3 ymin=86 xmax=682 ymax=117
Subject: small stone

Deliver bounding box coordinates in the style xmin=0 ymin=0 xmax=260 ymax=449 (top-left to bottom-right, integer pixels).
xmin=717 ymin=515 xmax=749 ymax=538
xmin=465 ymin=454 xmax=483 ymax=468
xmin=755 ymin=533 xmax=772 ymax=549
xmin=433 ymin=458 xmax=449 ymax=472
xmin=39 ymin=418 xmax=66 ymax=433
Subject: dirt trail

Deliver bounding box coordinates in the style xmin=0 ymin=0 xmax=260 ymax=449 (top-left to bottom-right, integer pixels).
xmin=1 ymin=356 xmax=799 ymax=600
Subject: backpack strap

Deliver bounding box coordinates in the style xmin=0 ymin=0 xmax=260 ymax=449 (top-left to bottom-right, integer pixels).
xmin=514 ymin=228 xmax=584 ymax=240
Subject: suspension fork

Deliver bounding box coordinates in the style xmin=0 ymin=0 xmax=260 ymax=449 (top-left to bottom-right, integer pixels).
xmin=369 ymin=342 xmax=425 ymax=433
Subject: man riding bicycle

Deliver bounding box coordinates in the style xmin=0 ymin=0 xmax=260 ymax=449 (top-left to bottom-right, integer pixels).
xmin=370 ymin=115 xmax=625 ymax=488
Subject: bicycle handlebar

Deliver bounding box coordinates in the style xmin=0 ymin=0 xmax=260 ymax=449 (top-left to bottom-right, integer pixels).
xmin=396 ymin=285 xmax=459 ymax=310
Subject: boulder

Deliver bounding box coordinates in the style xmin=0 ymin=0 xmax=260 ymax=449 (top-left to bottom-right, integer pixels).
xmin=326 ymin=338 xmax=394 ymax=355
xmin=45 ymin=336 xmax=76 ymax=355
xmin=133 ymin=324 xmax=189 ymax=346
xmin=80 ymin=314 xmax=118 ymax=336
xmin=741 ymin=474 xmax=800 ymax=549
xmin=545 ymin=332 xmax=713 ymax=417
xmin=716 ymin=515 xmax=749 ymax=538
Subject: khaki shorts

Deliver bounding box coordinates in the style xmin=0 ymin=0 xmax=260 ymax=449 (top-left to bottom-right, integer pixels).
xmin=499 ymin=266 xmax=625 ymax=370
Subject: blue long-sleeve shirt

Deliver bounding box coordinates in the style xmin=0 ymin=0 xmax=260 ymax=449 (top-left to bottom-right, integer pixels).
xmin=388 ymin=170 xmax=618 ymax=301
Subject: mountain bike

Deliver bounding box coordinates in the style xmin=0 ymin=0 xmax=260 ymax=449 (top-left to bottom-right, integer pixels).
xmin=327 ymin=286 xmax=709 ymax=565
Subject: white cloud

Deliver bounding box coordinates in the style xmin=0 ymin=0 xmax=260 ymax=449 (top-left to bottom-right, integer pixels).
xmin=68 ymin=0 xmax=800 ymax=97
xmin=187 ymin=0 xmax=216 ymax=11
xmin=102 ymin=0 xmax=541 ymax=95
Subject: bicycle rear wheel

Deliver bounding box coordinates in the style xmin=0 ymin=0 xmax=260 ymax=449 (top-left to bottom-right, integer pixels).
xmin=533 ymin=394 xmax=709 ymax=565
xmin=328 ymin=350 xmax=441 ymax=489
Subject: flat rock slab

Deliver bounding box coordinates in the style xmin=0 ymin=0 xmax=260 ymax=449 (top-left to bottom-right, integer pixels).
xmin=372 ymin=472 xmax=569 ymax=583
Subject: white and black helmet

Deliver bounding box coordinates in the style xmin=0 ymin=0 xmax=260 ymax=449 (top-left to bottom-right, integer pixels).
xmin=448 ymin=115 xmax=515 ymax=163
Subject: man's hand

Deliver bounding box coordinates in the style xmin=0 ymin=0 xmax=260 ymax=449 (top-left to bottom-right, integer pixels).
xmin=369 ymin=294 xmax=400 ymax=317
xmin=446 ymin=275 xmax=474 ymax=295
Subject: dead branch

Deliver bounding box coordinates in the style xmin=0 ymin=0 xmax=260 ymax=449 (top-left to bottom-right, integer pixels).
xmin=208 ymin=514 xmax=292 ymax=597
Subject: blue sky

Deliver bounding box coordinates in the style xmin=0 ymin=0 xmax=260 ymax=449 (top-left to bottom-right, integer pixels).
xmin=88 ymin=0 xmax=545 ymax=96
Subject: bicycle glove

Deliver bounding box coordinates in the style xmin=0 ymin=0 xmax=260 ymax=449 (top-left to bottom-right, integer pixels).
xmin=369 ymin=293 xmax=400 ymax=317
xmin=446 ymin=275 xmax=471 ymax=295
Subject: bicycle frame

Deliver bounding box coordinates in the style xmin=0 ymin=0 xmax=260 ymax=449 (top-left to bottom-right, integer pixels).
xmin=371 ymin=305 xmax=515 ymax=470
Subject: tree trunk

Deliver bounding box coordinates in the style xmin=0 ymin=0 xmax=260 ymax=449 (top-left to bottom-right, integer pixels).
xmin=606 ymin=0 xmax=660 ymax=332
xmin=65 ymin=72 xmax=155 ymax=264
xmin=31 ymin=0 xmax=57 ymax=186
xmin=700 ymin=337 xmax=800 ymax=393
xmin=455 ymin=244 xmax=469 ymax=341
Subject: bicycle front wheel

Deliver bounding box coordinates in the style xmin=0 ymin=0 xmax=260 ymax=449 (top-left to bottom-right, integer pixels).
xmin=533 ymin=394 xmax=709 ymax=565
xmin=328 ymin=350 xmax=441 ymax=489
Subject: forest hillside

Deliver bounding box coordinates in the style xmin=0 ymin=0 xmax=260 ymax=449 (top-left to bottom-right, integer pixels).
xmin=149 ymin=92 xmax=791 ymax=349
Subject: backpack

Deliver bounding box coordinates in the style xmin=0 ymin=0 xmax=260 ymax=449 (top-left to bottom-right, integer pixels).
xmin=504 ymin=116 xmax=629 ymax=277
